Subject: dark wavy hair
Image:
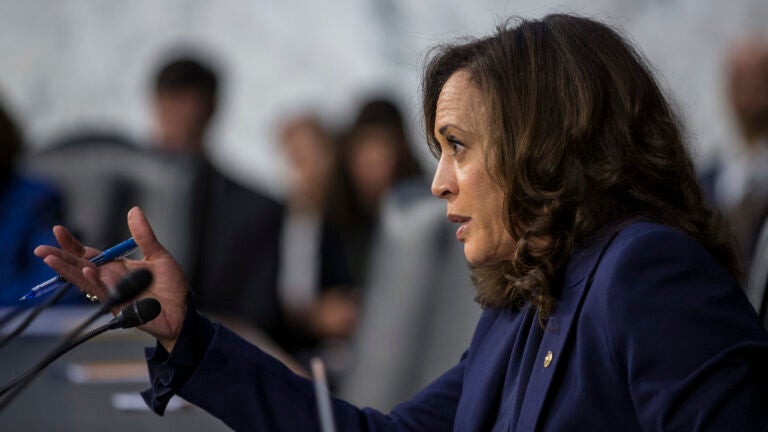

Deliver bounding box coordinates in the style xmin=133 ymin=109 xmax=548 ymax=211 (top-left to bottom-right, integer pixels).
xmin=154 ymin=56 xmax=219 ymax=120
xmin=330 ymin=97 xmax=424 ymax=224
xmin=422 ymin=14 xmax=740 ymax=320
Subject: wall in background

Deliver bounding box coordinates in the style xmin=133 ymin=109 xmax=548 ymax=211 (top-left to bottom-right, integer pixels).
xmin=1 ymin=0 xmax=767 ymax=196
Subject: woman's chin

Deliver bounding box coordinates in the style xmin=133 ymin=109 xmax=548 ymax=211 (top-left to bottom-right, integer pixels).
xmin=463 ymin=245 xmax=494 ymax=266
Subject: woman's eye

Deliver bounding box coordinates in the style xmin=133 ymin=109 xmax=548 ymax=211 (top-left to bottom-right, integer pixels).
xmin=447 ymin=137 xmax=466 ymax=156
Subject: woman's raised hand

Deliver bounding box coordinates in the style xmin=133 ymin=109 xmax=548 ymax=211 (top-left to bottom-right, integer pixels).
xmin=34 ymin=207 xmax=189 ymax=351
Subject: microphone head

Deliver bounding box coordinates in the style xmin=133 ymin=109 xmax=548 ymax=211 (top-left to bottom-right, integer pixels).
xmin=106 ymin=269 xmax=153 ymax=306
xmin=113 ymin=298 xmax=162 ymax=329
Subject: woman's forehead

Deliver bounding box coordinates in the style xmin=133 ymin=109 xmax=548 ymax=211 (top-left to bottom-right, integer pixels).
xmin=435 ymin=71 xmax=486 ymax=135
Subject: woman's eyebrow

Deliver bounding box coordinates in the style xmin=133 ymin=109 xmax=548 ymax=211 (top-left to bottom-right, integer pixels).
xmin=438 ymin=124 xmax=467 ymax=136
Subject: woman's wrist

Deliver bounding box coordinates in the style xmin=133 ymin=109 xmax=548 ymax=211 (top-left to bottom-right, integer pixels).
xmin=156 ymin=300 xmax=189 ymax=353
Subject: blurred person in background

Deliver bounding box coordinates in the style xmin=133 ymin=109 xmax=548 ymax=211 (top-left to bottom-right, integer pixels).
xmin=701 ymin=37 xmax=768 ymax=268
xmin=328 ymin=98 xmax=424 ymax=286
xmin=707 ymin=37 xmax=768 ymax=329
xmin=149 ymin=55 xmax=284 ymax=339
xmin=276 ymin=114 xmax=357 ymax=367
xmin=0 ymin=99 xmax=69 ymax=305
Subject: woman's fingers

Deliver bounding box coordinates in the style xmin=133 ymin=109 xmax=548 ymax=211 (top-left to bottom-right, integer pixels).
xmin=81 ymin=247 xmax=102 ymax=260
xmin=127 ymin=207 xmax=168 ymax=260
xmin=52 ymin=226 xmax=95 ymax=258
xmin=82 ymin=267 xmax=110 ymax=297
xmin=42 ymin=255 xmax=92 ymax=288
xmin=34 ymin=245 xmax=91 ymax=269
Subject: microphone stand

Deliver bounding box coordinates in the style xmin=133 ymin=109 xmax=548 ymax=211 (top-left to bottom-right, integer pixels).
xmin=0 ymin=296 xmax=161 ymax=400
xmin=0 ymin=269 xmax=153 ymax=412
xmin=0 ymin=299 xmax=114 ymax=411
xmin=0 ymin=282 xmax=74 ymax=352
xmin=0 ymin=307 xmax=25 ymax=329
xmin=0 ymin=322 xmax=111 ymax=397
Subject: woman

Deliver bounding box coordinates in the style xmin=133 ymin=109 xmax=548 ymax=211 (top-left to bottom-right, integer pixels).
xmin=36 ymin=14 xmax=768 ymax=430
xmin=276 ymin=114 xmax=357 ymax=360
xmin=328 ymin=97 xmax=424 ymax=285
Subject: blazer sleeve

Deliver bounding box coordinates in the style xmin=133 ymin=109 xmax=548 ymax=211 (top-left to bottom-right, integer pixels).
xmin=598 ymin=227 xmax=768 ymax=431
xmin=143 ymin=308 xmax=464 ymax=431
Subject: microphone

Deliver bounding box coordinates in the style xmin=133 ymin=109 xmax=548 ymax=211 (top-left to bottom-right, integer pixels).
xmin=0 ymin=254 xmax=152 ymax=352
xmin=0 ymin=268 xmax=152 ymax=352
xmin=0 ymin=298 xmax=162 ymax=398
xmin=107 ymin=297 xmax=161 ymax=329
xmin=0 ymin=269 xmax=154 ymax=410
xmin=105 ymin=268 xmax=153 ymax=307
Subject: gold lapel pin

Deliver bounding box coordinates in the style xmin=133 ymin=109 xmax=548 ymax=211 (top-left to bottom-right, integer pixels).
xmin=544 ymin=351 xmax=553 ymax=368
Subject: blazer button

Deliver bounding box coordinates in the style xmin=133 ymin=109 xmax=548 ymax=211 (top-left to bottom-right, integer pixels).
xmin=543 ymin=351 xmax=553 ymax=368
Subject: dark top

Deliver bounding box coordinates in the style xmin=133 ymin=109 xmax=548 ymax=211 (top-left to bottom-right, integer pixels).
xmin=491 ymin=305 xmax=542 ymax=431
xmin=699 ymin=162 xmax=768 ymax=265
xmin=188 ymin=157 xmax=284 ymax=337
xmin=141 ymin=221 xmax=768 ymax=431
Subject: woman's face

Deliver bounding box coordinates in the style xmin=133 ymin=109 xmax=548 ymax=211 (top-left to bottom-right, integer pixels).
xmin=348 ymin=127 xmax=398 ymax=207
xmin=431 ymin=70 xmax=516 ymax=265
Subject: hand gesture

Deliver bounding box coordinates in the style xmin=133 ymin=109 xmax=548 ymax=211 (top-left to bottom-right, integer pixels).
xmin=34 ymin=207 xmax=188 ymax=351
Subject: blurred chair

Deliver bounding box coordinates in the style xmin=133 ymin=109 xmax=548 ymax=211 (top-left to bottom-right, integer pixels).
xmin=339 ymin=187 xmax=480 ymax=412
xmin=20 ymin=133 xmax=194 ymax=269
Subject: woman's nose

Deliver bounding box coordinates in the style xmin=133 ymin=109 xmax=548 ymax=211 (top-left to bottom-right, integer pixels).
xmin=431 ymin=157 xmax=456 ymax=199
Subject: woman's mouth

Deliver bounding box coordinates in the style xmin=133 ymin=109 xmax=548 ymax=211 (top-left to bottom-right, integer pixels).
xmin=448 ymin=214 xmax=471 ymax=241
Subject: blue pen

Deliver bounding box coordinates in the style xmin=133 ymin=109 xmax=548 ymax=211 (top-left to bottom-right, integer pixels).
xmin=19 ymin=238 xmax=138 ymax=301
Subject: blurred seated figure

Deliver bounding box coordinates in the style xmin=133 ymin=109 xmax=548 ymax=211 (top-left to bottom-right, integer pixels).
xmin=701 ymin=37 xmax=768 ymax=267
xmin=719 ymin=37 xmax=768 ymax=328
xmin=276 ymin=114 xmax=356 ymax=366
xmin=327 ymin=98 xmax=425 ymax=286
xmin=0 ymin=99 xmax=69 ymax=305
xmin=149 ymin=55 xmax=284 ymax=337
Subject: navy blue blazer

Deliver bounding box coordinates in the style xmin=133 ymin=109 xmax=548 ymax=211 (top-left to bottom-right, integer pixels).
xmin=144 ymin=221 xmax=768 ymax=431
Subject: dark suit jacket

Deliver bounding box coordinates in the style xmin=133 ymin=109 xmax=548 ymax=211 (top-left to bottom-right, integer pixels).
xmin=699 ymin=163 xmax=768 ymax=266
xmin=144 ymin=221 xmax=768 ymax=431
xmin=189 ymin=157 xmax=284 ymax=337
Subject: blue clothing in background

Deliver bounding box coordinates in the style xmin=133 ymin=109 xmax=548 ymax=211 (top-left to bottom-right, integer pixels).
xmin=0 ymin=175 xmax=71 ymax=305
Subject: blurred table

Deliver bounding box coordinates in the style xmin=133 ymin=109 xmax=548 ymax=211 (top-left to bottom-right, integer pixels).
xmin=0 ymin=308 xmax=231 ymax=431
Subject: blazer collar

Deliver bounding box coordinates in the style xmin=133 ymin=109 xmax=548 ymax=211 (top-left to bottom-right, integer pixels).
xmin=453 ymin=228 xmax=620 ymax=432
xmin=454 ymin=307 xmax=523 ymax=432
xmin=515 ymin=228 xmax=621 ymax=431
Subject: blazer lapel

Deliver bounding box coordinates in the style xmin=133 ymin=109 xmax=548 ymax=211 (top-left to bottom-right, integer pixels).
xmin=454 ymin=309 xmax=521 ymax=432
xmin=516 ymin=229 xmax=620 ymax=432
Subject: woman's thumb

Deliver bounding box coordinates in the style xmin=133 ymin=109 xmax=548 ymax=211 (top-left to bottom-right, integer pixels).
xmin=126 ymin=207 xmax=168 ymax=260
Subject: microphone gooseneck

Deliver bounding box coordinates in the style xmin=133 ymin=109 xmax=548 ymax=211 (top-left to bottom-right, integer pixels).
xmin=0 ymin=282 xmax=74 ymax=352
xmin=0 ymin=270 xmax=155 ymax=411
xmin=0 ymin=297 xmax=162 ymax=398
